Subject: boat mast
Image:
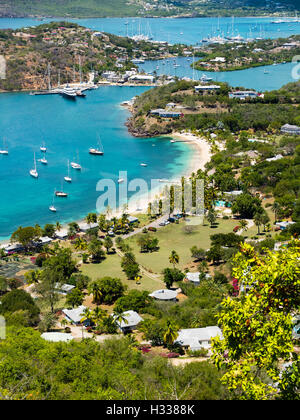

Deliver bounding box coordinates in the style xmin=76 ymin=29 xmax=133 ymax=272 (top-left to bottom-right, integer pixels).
xmin=47 ymin=63 xmax=51 ymax=91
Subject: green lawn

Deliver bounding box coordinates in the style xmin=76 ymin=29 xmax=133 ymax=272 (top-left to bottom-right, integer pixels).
xmin=124 ymin=218 xmax=239 ymax=275
xmin=80 ymin=252 xmax=163 ymax=293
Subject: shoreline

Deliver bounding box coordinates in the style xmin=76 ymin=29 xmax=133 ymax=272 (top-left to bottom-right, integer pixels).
xmin=0 ymin=131 xmax=211 ymax=246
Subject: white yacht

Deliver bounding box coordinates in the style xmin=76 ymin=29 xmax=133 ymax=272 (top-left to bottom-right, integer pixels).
xmin=40 ymin=142 xmax=47 ymax=152
xmin=49 ymin=191 xmax=57 ymax=212
xmin=39 ymin=156 xmax=48 ymax=164
xmin=200 ymin=74 xmax=213 ymax=83
xmin=71 ymin=152 xmax=82 ymax=170
xmin=140 ymin=163 xmax=147 ymax=167
xmin=64 ymin=160 xmax=72 ymax=182
xmin=89 ymin=137 xmax=104 ymax=155
xmin=55 ymin=182 xmax=68 ymax=197
xmin=118 ymin=178 xmax=124 ymax=183
xmin=0 ymin=138 xmax=8 ymax=155
xmin=60 ymin=85 xmax=77 ymax=99
xmin=29 ymin=153 xmax=38 ymax=178
xmin=70 ymin=162 xmax=82 ymax=170
xmin=132 ymin=58 xmax=145 ymax=64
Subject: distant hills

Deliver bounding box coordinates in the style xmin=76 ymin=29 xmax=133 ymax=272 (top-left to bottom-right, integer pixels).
xmin=0 ymin=0 xmax=299 ymax=18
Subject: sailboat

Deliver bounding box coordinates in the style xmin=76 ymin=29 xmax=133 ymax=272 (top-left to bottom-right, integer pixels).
xmin=38 ymin=153 xmax=48 ymax=164
xmin=55 ymin=181 xmax=68 ymax=197
xmin=71 ymin=152 xmax=82 ymax=170
xmin=89 ymin=135 xmax=104 ymax=155
xmin=29 ymin=153 xmax=38 ymax=178
xmin=40 ymin=142 xmax=47 ymax=152
xmin=64 ymin=160 xmax=72 ymax=182
xmin=49 ymin=190 xmax=57 ymax=212
xmin=0 ymin=138 xmax=8 ymax=155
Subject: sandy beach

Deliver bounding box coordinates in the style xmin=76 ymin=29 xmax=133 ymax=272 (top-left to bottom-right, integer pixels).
xmin=122 ymin=131 xmax=211 ymax=216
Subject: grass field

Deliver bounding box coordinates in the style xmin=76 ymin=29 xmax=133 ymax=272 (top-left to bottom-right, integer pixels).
xmin=81 ymin=252 xmax=164 ymax=292
xmin=123 ymin=218 xmax=241 ymax=275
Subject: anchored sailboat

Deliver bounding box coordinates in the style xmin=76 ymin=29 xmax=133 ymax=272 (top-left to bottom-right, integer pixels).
xmin=55 ymin=181 xmax=68 ymax=197
xmin=0 ymin=138 xmax=8 ymax=155
xmin=29 ymin=153 xmax=38 ymax=178
xmin=40 ymin=142 xmax=47 ymax=152
xmin=89 ymin=135 xmax=104 ymax=155
xmin=49 ymin=190 xmax=57 ymax=212
xmin=71 ymin=151 xmax=82 ymax=170
xmin=64 ymin=160 xmax=72 ymax=182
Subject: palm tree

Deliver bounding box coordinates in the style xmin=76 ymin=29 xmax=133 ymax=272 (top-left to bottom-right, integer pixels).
xmin=254 ymin=212 xmax=264 ymax=235
xmin=271 ymin=201 xmax=280 ymax=224
xmin=88 ymin=281 xmax=102 ymax=305
xmin=92 ymin=306 xmax=107 ymax=329
xmin=163 ymin=320 xmax=179 ymax=346
xmin=60 ymin=318 xmax=69 ymax=329
xmin=112 ymin=310 xmax=128 ymax=331
xmin=80 ymin=307 xmax=94 ymax=324
xmin=238 ymin=219 xmax=248 ymax=232
xmin=86 ymin=212 xmax=97 ymax=228
xmin=74 ymin=237 xmax=88 ymax=251
xmin=24 ymin=269 xmax=42 ymax=285
xmin=56 ymin=221 xmax=62 ymax=232
xmin=169 ymin=250 xmax=179 ymax=269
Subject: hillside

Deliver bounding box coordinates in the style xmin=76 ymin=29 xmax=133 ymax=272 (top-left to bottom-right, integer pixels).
xmin=0 ymin=21 xmax=181 ymax=91
xmin=127 ymin=79 xmax=300 ymax=137
xmin=0 ymin=0 xmax=298 ymax=18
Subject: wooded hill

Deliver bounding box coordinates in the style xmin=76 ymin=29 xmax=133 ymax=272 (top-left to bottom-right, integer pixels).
xmin=0 ymin=0 xmax=298 ymax=18
xmin=128 ymin=79 xmax=300 ymax=137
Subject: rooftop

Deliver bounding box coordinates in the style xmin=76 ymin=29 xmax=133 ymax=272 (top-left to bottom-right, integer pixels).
xmin=62 ymin=306 xmax=86 ymax=324
xmin=149 ymin=289 xmax=177 ymax=300
xmin=113 ymin=310 xmax=143 ymax=329
xmin=175 ymin=326 xmax=222 ymax=350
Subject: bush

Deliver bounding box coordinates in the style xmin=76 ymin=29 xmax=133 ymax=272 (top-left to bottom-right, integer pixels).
xmin=0 ymin=289 xmax=40 ymax=326
xmin=187 ymin=348 xmax=209 ymax=357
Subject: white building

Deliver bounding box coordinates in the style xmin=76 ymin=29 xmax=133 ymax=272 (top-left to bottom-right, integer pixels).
xmin=229 ymin=90 xmax=263 ymax=100
xmin=185 ymin=272 xmax=211 ymax=285
xmin=175 ymin=326 xmax=223 ymax=351
xmin=281 ymin=124 xmax=300 ymax=135
xmin=128 ymin=74 xmax=154 ymax=83
xmin=195 ymin=85 xmax=221 ymax=93
xmin=112 ymin=310 xmax=143 ymax=333
xmin=266 ymin=154 xmax=284 ymax=162
xmin=149 ymin=289 xmax=178 ymax=301
xmin=62 ymin=306 xmax=87 ymax=325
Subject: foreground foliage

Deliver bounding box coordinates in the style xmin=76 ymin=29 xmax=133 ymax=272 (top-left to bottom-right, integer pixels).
xmin=212 ymin=240 xmax=300 ymax=400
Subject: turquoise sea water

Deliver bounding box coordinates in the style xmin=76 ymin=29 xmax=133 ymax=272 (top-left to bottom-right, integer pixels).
xmin=139 ymin=58 xmax=300 ymax=91
xmin=1 ymin=16 xmax=300 ymax=45
xmin=0 ymin=86 xmax=192 ymax=239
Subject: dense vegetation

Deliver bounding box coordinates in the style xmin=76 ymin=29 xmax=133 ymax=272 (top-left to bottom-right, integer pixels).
xmin=193 ymin=36 xmax=300 ymax=72
xmin=0 ymin=0 xmax=297 ymax=18
xmin=129 ymin=80 xmax=300 ymax=136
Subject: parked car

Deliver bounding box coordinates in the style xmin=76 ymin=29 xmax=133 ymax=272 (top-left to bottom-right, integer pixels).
xmin=168 ymin=217 xmax=175 ymax=223
xmin=148 ymin=226 xmax=157 ymax=232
